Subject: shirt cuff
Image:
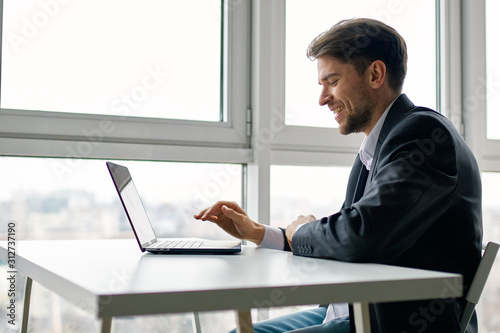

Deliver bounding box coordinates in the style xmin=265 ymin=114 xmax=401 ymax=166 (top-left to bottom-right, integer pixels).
xmin=323 ymin=303 xmax=349 ymax=323
xmin=259 ymin=225 xmax=285 ymax=251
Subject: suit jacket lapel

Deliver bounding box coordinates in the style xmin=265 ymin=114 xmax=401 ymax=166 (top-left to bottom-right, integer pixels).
xmin=345 ymin=155 xmax=369 ymax=207
xmin=365 ymin=94 xmax=416 ymax=188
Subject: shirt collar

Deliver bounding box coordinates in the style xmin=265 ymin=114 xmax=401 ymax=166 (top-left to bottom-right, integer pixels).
xmin=359 ymin=96 xmax=400 ymax=170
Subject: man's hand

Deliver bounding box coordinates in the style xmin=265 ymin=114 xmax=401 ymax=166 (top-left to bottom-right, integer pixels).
xmin=194 ymin=201 xmax=265 ymax=245
xmin=285 ymin=215 xmax=316 ymax=248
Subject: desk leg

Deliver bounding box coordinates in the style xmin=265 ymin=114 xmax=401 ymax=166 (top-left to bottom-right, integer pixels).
xmin=100 ymin=317 xmax=112 ymax=333
xmin=236 ymin=310 xmax=254 ymax=333
xmin=21 ymin=277 xmax=33 ymax=333
xmin=193 ymin=312 xmax=202 ymax=333
xmin=353 ymin=302 xmax=371 ymax=333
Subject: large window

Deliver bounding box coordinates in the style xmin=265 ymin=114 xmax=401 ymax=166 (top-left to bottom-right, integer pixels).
xmin=0 ymin=157 xmax=243 ymax=241
xmin=270 ymin=165 xmax=350 ymax=228
xmin=0 ymin=1 xmax=250 ymax=330
xmin=2 ymin=0 xmax=222 ymax=121
xmin=285 ymin=0 xmax=437 ymax=128
xmin=486 ymin=0 xmax=500 ymax=140
xmin=0 ymin=158 xmax=242 ymax=332
xmin=0 ymin=0 xmax=251 ymax=160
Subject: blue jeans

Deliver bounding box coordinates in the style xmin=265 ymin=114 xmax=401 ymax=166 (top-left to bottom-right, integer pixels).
xmin=229 ymin=307 xmax=350 ymax=333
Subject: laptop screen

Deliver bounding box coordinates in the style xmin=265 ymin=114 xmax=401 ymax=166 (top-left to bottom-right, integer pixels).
xmin=107 ymin=162 xmax=156 ymax=248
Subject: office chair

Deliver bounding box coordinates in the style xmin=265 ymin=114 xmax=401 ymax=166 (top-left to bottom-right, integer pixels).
xmin=459 ymin=241 xmax=499 ymax=333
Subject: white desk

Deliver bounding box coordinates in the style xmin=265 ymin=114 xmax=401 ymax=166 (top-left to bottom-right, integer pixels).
xmin=0 ymin=239 xmax=462 ymax=332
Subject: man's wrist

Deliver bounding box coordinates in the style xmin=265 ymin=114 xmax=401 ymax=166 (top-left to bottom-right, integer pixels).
xmin=248 ymin=223 xmax=265 ymax=245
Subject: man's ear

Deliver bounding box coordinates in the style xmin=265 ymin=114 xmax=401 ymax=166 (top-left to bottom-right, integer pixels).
xmin=368 ymin=60 xmax=387 ymax=89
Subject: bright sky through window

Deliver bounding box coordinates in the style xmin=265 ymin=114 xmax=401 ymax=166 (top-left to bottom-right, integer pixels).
xmin=486 ymin=0 xmax=500 ymax=140
xmin=1 ymin=0 xmax=222 ymax=121
xmin=285 ymin=0 xmax=436 ymax=128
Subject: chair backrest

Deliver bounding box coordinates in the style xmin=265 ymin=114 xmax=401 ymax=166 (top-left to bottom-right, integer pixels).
xmin=460 ymin=241 xmax=499 ymax=333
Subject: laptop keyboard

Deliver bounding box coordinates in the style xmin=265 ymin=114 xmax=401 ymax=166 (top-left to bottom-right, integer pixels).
xmin=154 ymin=240 xmax=203 ymax=249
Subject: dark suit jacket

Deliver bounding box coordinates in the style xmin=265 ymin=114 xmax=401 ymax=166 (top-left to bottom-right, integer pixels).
xmin=291 ymin=94 xmax=483 ymax=333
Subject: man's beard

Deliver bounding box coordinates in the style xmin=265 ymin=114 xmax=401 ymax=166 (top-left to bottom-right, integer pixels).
xmin=339 ymin=105 xmax=373 ymax=135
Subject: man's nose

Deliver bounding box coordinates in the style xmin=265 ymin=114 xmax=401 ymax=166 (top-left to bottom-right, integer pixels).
xmin=319 ymin=89 xmax=332 ymax=106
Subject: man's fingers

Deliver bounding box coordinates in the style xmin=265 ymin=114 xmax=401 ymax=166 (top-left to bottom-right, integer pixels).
xmin=199 ymin=205 xmax=222 ymax=221
xmin=193 ymin=209 xmax=207 ymax=219
xmin=221 ymin=205 xmax=244 ymax=223
xmin=194 ymin=201 xmax=246 ymax=221
xmin=194 ymin=206 xmax=213 ymax=220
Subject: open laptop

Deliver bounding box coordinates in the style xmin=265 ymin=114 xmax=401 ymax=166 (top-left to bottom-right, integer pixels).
xmin=106 ymin=161 xmax=241 ymax=254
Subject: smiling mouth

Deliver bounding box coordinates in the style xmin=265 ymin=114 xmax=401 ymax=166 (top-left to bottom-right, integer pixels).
xmin=331 ymin=106 xmax=343 ymax=114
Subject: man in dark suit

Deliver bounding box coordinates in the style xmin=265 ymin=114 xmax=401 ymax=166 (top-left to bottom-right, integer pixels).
xmin=195 ymin=18 xmax=482 ymax=332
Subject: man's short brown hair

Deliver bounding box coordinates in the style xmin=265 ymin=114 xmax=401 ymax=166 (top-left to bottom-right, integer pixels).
xmin=307 ymin=18 xmax=407 ymax=93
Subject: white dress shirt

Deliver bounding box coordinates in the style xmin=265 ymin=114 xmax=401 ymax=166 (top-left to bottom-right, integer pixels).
xmin=259 ymin=96 xmax=398 ymax=323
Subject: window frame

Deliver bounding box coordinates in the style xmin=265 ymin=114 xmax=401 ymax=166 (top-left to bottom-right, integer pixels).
xmin=461 ymin=0 xmax=500 ymax=172
xmin=0 ymin=0 xmax=252 ymax=164
xmin=268 ymin=0 xmax=364 ymax=165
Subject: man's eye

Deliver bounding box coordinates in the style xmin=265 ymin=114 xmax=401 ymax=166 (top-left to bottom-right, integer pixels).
xmin=329 ymin=80 xmax=337 ymax=86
